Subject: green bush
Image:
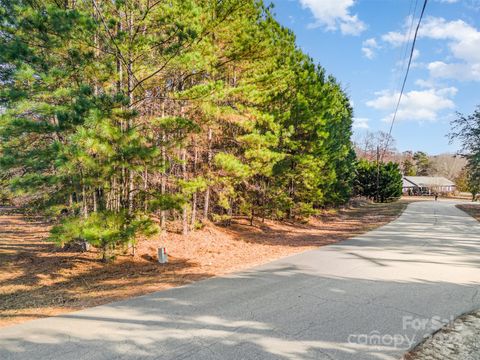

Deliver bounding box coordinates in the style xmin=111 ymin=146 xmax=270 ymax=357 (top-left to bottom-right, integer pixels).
xmin=49 ymin=211 xmax=158 ymax=261
xmin=354 ymin=160 xmax=402 ymax=202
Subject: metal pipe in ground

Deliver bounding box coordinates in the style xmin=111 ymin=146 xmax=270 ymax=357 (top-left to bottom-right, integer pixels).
xmin=158 ymin=247 xmax=168 ymax=264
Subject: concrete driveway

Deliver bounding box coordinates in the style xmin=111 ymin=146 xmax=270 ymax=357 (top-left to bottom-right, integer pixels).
xmin=1 ymin=200 xmax=480 ymax=360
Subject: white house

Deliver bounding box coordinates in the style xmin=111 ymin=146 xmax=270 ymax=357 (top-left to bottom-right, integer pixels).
xmin=402 ymin=176 xmax=456 ymax=195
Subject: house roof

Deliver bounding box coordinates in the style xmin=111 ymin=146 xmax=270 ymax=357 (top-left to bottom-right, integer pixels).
xmin=403 ymin=176 xmax=455 ymax=188
xmin=402 ymin=178 xmax=416 ymax=188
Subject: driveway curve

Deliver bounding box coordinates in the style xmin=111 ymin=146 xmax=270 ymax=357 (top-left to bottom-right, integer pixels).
xmin=1 ymin=200 xmax=479 ymax=360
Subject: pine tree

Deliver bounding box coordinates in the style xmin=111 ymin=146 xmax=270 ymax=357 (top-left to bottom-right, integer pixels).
xmin=1 ymin=0 xmax=359 ymax=260
xmin=354 ymin=160 xmax=402 ymax=202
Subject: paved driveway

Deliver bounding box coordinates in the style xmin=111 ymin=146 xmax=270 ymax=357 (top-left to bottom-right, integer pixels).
xmin=1 ymin=200 xmax=480 ymax=360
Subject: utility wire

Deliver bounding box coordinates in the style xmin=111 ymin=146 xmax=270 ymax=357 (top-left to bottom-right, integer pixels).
xmin=397 ymin=0 xmax=419 ymax=90
xmin=381 ymin=0 xmax=428 ymax=162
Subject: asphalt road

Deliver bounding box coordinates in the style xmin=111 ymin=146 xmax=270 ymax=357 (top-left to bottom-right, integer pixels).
xmin=1 ymin=200 xmax=480 ymax=360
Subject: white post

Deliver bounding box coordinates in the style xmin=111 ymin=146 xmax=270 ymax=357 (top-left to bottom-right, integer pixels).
xmin=158 ymin=247 xmax=168 ymax=264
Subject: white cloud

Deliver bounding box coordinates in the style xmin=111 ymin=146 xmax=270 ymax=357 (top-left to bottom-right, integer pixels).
xmin=422 ymin=17 xmax=480 ymax=80
xmin=415 ymin=78 xmax=435 ymax=88
xmin=361 ymin=47 xmax=374 ymax=59
xmin=361 ymin=38 xmax=380 ymax=59
xmin=381 ymin=30 xmax=407 ymax=47
xmin=381 ymin=15 xmax=416 ymax=47
xmin=363 ymin=38 xmax=378 ymax=48
xmin=366 ymin=87 xmax=457 ymax=122
xmin=382 ymin=16 xmax=480 ymax=81
xmin=299 ymin=0 xmax=366 ymax=35
xmin=428 ymin=61 xmax=480 ymax=81
xmin=353 ymin=117 xmax=369 ymax=129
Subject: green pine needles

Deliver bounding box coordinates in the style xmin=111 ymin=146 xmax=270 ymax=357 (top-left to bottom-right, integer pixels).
xmin=354 ymin=160 xmax=403 ymax=202
xmin=0 ymin=0 xmax=358 ymax=260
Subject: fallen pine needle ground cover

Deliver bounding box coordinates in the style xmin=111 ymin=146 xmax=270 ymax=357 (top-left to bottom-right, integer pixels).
xmin=0 ymin=200 xmax=409 ymax=328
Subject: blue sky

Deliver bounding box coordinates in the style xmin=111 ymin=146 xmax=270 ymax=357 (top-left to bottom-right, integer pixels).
xmin=270 ymin=0 xmax=480 ymax=155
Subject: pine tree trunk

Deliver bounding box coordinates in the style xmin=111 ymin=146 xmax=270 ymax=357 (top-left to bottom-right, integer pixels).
xmin=82 ymin=183 xmax=88 ymax=219
xmin=191 ymin=143 xmax=198 ymax=228
xmin=262 ymin=180 xmax=267 ymax=223
xmin=69 ymin=193 xmax=73 ymax=214
xmin=128 ymin=171 xmax=134 ymax=213
xmin=227 ymin=200 xmax=233 ymax=226
xmin=93 ymin=189 xmax=97 ymax=212
xmin=144 ymin=167 xmax=148 ymax=212
xmin=81 ymin=180 xmax=89 ymax=251
xmin=127 ymin=12 xmax=135 ymax=214
xmin=203 ymin=127 xmax=213 ymax=219
xmin=181 ymin=148 xmax=188 ymax=235
xmin=160 ymin=116 xmax=167 ymax=229
xmin=203 ymin=187 xmax=210 ymax=220
xmin=191 ymin=192 xmax=197 ymax=228
xmin=115 ymin=13 xmax=126 ymax=214
xmin=112 ymin=176 xmax=119 ymax=212
xmin=121 ymin=166 xmax=126 ymax=209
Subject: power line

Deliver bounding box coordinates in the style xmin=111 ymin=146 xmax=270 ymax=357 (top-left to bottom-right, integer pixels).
xmin=392 ymin=0 xmax=417 ymax=92
xmin=397 ymin=0 xmax=419 ymax=90
xmin=381 ymin=0 xmax=428 ymax=161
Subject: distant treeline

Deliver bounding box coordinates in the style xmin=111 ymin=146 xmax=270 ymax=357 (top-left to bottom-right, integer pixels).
xmin=354 ymin=130 xmax=467 ymax=180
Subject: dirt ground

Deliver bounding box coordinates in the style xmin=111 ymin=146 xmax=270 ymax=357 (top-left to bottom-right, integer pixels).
xmin=404 ymin=309 xmax=480 ymax=360
xmin=457 ymin=203 xmax=480 ymax=221
xmin=0 ymin=200 xmax=409 ymax=328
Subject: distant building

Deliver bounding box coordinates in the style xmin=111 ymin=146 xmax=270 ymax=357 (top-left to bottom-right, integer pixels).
xmin=402 ymin=176 xmax=456 ymax=195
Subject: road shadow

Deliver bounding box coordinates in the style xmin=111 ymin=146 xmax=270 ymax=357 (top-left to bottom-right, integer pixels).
xmin=0 ymin=265 xmax=479 ymax=360
xmin=2 ymin=201 xmax=479 ymax=359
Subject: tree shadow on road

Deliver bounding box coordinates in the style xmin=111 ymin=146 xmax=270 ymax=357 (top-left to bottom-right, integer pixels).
xmin=1 ymin=265 xmax=479 ymax=360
